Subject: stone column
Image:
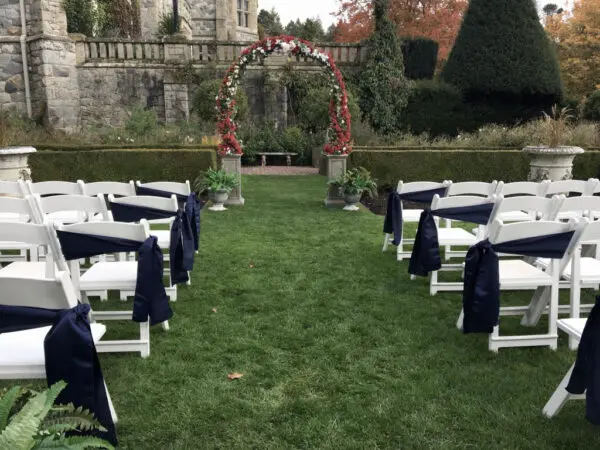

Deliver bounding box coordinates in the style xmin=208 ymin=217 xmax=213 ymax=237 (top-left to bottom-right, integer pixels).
xmin=324 ymin=154 xmax=347 ymax=207
xmin=221 ymin=154 xmax=244 ymax=205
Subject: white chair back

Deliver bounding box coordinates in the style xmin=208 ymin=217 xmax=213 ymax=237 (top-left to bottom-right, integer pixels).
xmin=58 ymin=220 xmax=151 ymax=243
xmin=135 ymin=181 xmax=190 ymax=197
xmin=557 ymin=196 xmax=600 ymax=219
xmin=431 ymin=194 xmax=494 ymax=211
xmin=26 ymin=180 xmax=85 ymax=196
xmin=0 ymin=180 xmax=28 ymax=197
xmin=0 ymin=196 xmax=40 ymax=223
xmin=396 ymin=180 xmax=451 ymax=195
xmin=496 ymin=181 xmax=549 ymax=197
xmin=108 ymin=194 xmax=178 ymax=213
xmin=489 ymin=195 xmax=562 ymax=223
xmin=82 ymin=181 xmax=136 ymax=197
xmin=445 ymin=181 xmax=497 ymax=197
xmin=34 ymin=194 xmax=110 ymax=223
xmin=0 ymin=271 xmax=78 ymax=309
xmin=545 ymin=179 xmax=598 ymax=197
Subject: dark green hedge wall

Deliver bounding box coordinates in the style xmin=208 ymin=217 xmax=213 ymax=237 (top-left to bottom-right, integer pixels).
xmin=401 ymin=37 xmax=439 ymax=80
xmin=350 ymin=150 xmax=600 ymax=188
xmin=30 ymin=148 xmax=217 ymax=182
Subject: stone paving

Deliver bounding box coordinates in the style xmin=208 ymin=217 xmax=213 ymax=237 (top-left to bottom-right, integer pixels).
xmin=241 ymin=166 xmax=320 ymax=176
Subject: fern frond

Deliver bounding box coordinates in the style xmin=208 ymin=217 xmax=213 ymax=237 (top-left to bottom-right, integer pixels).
xmin=0 ymin=386 xmax=27 ymax=432
xmin=44 ymin=404 xmax=105 ymax=433
xmin=36 ymin=434 xmax=115 ymax=450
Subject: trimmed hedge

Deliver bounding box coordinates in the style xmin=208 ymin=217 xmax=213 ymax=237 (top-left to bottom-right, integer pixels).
xmin=350 ymin=149 xmax=600 ymax=188
xmin=30 ymin=148 xmax=217 ymax=182
xmin=401 ymin=37 xmax=439 ymax=80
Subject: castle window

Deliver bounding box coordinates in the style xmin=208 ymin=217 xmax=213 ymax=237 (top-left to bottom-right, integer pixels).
xmin=237 ymin=0 xmax=249 ymax=27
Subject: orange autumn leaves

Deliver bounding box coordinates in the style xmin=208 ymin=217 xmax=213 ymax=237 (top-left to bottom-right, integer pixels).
xmin=334 ymin=0 xmax=468 ymax=63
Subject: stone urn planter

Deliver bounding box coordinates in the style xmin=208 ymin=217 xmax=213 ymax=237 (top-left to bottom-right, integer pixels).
xmin=208 ymin=189 xmax=229 ymax=211
xmin=522 ymin=146 xmax=585 ymax=182
xmin=0 ymin=146 xmax=36 ymax=181
xmin=343 ymin=193 xmax=362 ymax=211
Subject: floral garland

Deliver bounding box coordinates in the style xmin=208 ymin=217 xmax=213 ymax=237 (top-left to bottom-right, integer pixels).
xmin=216 ymin=35 xmax=352 ymax=156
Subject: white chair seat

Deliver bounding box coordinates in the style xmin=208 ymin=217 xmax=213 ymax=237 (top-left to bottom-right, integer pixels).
xmin=498 ymin=211 xmax=533 ymax=222
xmin=0 ymin=261 xmax=46 ymax=277
xmin=437 ymin=227 xmax=478 ymax=246
xmin=499 ymin=259 xmax=553 ymax=288
xmin=558 ymin=318 xmax=586 ymax=338
xmin=0 ymin=323 xmax=106 ymax=378
xmin=536 ymin=257 xmax=600 ymax=284
xmin=403 ymin=209 xmax=424 ymax=222
xmin=46 ymin=210 xmax=86 ymax=225
xmin=150 ymin=230 xmax=170 ymax=250
xmin=80 ymin=261 xmax=138 ymax=290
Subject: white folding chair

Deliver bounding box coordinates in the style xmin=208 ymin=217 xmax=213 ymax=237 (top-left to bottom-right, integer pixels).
xmin=495 ymin=181 xmax=550 ymax=222
xmin=480 ymin=219 xmax=586 ymax=352
xmin=0 ymin=196 xmax=41 ymax=264
xmin=135 ymin=181 xmax=191 ymax=224
xmin=58 ymin=221 xmax=169 ymax=357
xmin=442 ymin=181 xmax=498 ymax=260
xmin=382 ymin=180 xmax=450 ymax=261
xmin=0 ymin=271 xmax=117 ymax=423
xmin=0 ymin=179 xmax=28 ymax=198
xmin=25 ymin=180 xmax=86 ymax=224
xmin=426 ymin=194 xmax=496 ymax=294
xmin=108 ymin=194 xmax=183 ymax=292
xmin=33 ymin=194 xmax=111 ymax=225
xmin=542 ymin=318 xmax=587 ymax=419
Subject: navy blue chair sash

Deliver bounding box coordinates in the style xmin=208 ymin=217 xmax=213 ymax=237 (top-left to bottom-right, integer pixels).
xmin=185 ymin=193 xmax=201 ymax=251
xmin=110 ymin=201 xmax=174 ymax=223
xmin=135 ymin=185 xmax=188 ymax=203
xmin=462 ymin=231 xmax=574 ymax=334
xmin=169 ymin=210 xmax=194 ymax=285
xmin=0 ymin=303 xmax=117 ymax=445
xmin=567 ymin=297 xmax=600 ymax=425
xmin=383 ymin=187 xmax=447 ymax=246
xmin=56 ymin=231 xmax=173 ymax=325
xmin=408 ymin=203 xmax=495 ymax=277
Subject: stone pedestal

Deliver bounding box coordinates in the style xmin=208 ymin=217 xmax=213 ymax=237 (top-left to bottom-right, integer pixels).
xmin=0 ymin=147 xmax=36 ymax=181
xmin=221 ymin=154 xmax=244 ymax=205
xmin=324 ymin=154 xmax=347 ymax=207
xmin=523 ymin=146 xmax=585 ymax=182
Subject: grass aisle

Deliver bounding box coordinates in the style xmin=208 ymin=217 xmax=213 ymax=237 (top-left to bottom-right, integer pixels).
xmin=6 ymin=175 xmax=598 ymax=449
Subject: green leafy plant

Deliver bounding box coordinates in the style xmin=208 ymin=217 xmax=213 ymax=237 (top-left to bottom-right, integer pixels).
xmin=192 ymin=79 xmax=248 ymax=124
xmin=583 ymin=90 xmax=600 ymax=122
xmin=63 ymin=0 xmax=99 ymax=36
xmin=0 ymin=381 xmax=114 ymax=449
xmin=329 ymin=167 xmax=378 ymax=198
xmin=194 ymin=168 xmax=238 ymax=193
xmin=125 ymin=104 xmax=158 ymax=137
xmin=157 ymin=11 xmax=181 ymax=37
xmin=541 ymin=104 xmax=574 ymax=147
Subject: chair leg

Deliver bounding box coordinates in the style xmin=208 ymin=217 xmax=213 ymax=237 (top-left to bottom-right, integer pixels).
xmin=543 ymin=364 xmax=576 ymax=418
xmin=382 ymin=233 xmax=389 ymax=252
xmin=569 ymin=248 xmax=582 ymax=351
xmin=548 ymin=264 xmax=559 ymax=351
xmin=161 ymin=320 xmax=170 ymax=331
xmin=104 ymin=381 xmax=118 ymax=423
xmin=430 ymin=271 xmax=438 ymax=296
xmin=140 ymin=321 xmax=150 ymax=358
xmin=520 ymin=286 xmax=550 ymax=327
xmin=456 ymin=308 xmax=464 ymax=330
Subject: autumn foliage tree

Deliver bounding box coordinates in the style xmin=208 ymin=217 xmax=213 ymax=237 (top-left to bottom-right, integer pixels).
xmin=545 ymin=0 xmax=600 ymax=97
xmin=335 ymin=0 xmax=467 ymax=63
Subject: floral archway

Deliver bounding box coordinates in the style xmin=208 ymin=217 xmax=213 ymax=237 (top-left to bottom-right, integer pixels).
xmin=216 ymin=35 xmax=352 ymax=157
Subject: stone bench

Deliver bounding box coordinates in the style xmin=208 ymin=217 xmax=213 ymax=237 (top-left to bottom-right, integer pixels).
xmin=258 ymin=152 xmax=298 ymax=167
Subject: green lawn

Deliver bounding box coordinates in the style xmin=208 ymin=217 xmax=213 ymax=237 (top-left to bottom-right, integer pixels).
xmin=5 ymin=175 xmax=600 ymax=448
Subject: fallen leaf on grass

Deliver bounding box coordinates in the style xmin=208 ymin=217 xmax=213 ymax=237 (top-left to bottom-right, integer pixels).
xmin=211 ymin=307 xmax=218 ymax=313
xmin=249 ymin=263 xmax=255 ymax=268
xmin=227 ymin=372 xmax=243 ymax=380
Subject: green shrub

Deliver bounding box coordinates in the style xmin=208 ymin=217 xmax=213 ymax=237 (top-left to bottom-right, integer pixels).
xmin=583 ymin=91 xmax=600 ymax=122
xmin=295 ymin=86 xmax=360 ymax=133
xmin=358 ymin=0 xmax=410 ymax=135
xmin=400 ymin=81 xmax=466 ymax=136
xmin=63 ymin=0 xmax=98 ymax=36
xmin=442 ymin=0 xmax=563 ymax=126
xmin=157 ymin=11 xmax=181 ymax=36
xmin=193 ymin=79 xmax=248 ymax=124
xmin=30 ymin=148 xmax=217 ymax=182
xmin=125 ymin=105 xmax=158 ymax=137
xmin=401 ymin=37 xmax=439 ymax=80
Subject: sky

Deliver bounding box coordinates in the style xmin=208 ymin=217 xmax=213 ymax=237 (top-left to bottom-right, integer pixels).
xmin=257 ymin=0 xmax=571 ymax=29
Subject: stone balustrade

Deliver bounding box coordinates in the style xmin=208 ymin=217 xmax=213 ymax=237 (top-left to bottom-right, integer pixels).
xmin=74 ymin=39 xmax=367 ymax=67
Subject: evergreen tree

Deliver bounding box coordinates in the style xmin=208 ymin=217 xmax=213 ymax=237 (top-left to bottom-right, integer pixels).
xmin=358 ymin=0 xmax=409 ymax=134
xmin=442 ymin=0 xmax=563 ymax=125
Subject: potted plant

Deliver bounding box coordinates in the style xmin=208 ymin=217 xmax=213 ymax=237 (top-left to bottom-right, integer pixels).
xmin=522 ymin=105 xmax=584 ymax=181
xmin=0 ymin=108 xmax=36 ymax=181
xmin=328 ymin=166 xmax=377 ymax=211
xmin=193 ymin=168 xmax=239 ymax=211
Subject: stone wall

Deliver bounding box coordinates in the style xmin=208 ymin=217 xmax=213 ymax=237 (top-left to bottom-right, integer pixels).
xmin=78 ymin=67 xmax=165 ymax=125
xmin=190 ymin=0 xmax=216 ymax=39
xmin=0 ymin=41 xmax=26 ymax=113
